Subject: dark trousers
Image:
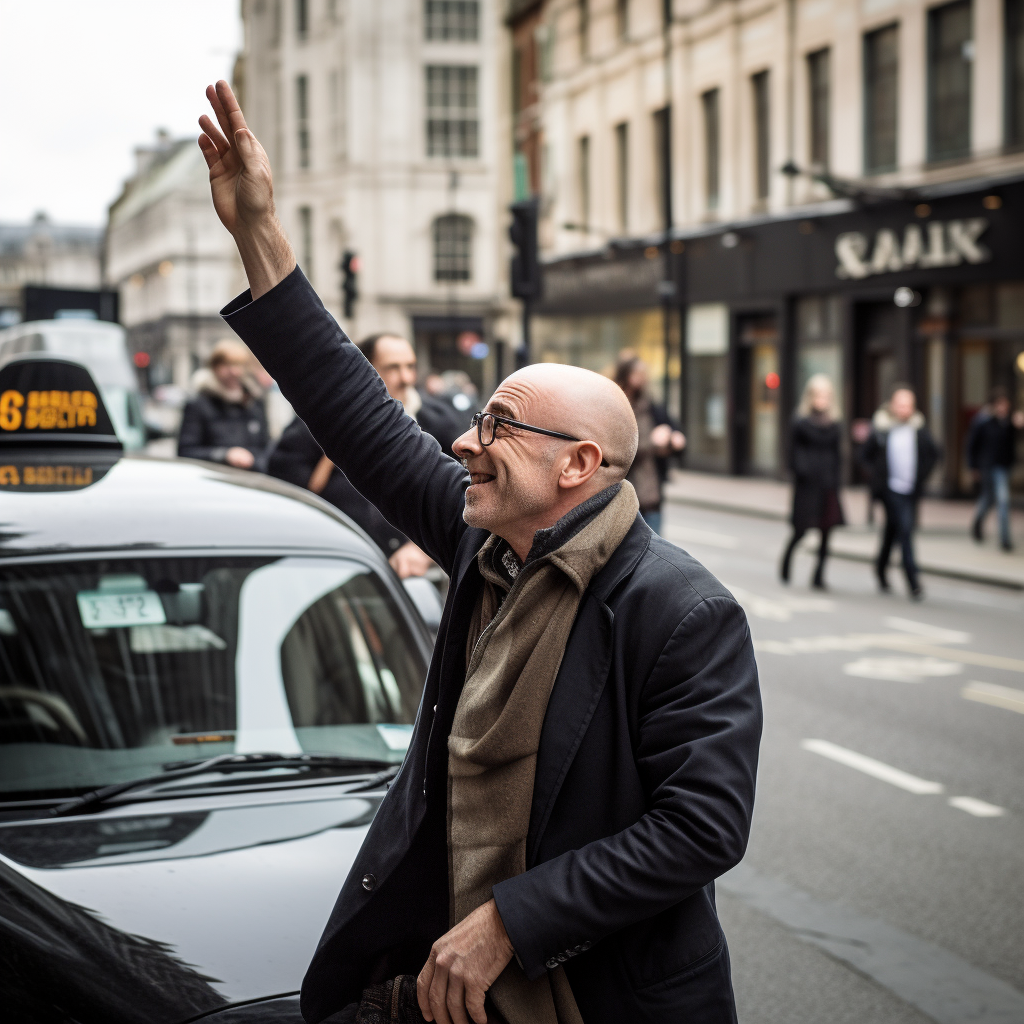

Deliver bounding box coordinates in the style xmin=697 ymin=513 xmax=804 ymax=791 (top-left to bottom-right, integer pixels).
xmin=877 ymin=490 xmax=919 ymax=589
xmin=781 ymin=527 xmax=832 ymax=585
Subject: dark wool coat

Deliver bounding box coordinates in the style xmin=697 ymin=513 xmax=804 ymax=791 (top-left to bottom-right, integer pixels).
xmin=268 ymin=416 xmax=409 ymax=555
xmin=967 ymin=410 xmax=1018 ymax=470
xmin=788 ymin=416 xmax=845 ymax=531
xmin=177 ymin=370 xmax=270 ymax=471
xmin=222 ymin=268 xmax=762 ymax=1024
xmin=860 ymin=409 xmax=941 ymax=500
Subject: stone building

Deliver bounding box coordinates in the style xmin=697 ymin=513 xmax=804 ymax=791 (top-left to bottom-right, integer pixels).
xmin=239 ymin=0 xmax=510 ymax=394
xmin=105 ymin=132 xmax=245 ymax=389
xmin=512 ymin=0 xmax=1024 ymax=492
xmin=0 ymin=213 xmax=104 ymax=327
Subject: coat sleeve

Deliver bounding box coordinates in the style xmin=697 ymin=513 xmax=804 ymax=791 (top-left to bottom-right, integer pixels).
xmin=492 ymin=595 xmax=761 ymax=979
xmin=221 ymin=267 xmax=469 ymax=572
xmin=177 ymin=399 xmax=226 ymax=463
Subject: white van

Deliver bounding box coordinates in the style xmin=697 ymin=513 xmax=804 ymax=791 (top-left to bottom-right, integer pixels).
xmin=0 ymin=319 xmax=146 ymax=449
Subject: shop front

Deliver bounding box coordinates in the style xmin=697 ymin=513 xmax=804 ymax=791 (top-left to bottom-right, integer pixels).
xmin=538 ymin=173 xmax=1024 ymax=495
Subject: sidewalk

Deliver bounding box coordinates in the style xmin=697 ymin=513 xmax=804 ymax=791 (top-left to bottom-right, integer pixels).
xmin=664 ymin=469 xmax=1024 ymax=591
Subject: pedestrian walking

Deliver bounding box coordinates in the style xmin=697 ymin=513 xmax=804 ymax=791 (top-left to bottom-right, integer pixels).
xmin=268 ymin=416 xmax=432 ymax=577
xmin=199 ymin=81 xmax=760 ymax=1024
xmin=780 ymin=374 xmax=845 ymax=589
xmin=860 ymin=385 xmax=940 ymax=600
xmin=967 ymin=386 xmax=1024 ymax=552
xmin=356 ymin=333 xmax=472 ymax=458
xmin=177 ymin=339 xmax=269 ymax=470
xmin=613 ymin=354 xmax=685 ymax=535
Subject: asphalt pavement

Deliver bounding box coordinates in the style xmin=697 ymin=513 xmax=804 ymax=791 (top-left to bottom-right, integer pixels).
xmin=659 ymin=500 xmax=1024 ymax=1024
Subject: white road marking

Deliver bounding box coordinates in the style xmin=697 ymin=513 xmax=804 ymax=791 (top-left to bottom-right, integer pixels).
xmin=962 ymin=681 xmax=1024 ymax=715
xmin=884 ymin=617 xmax=971 ymax=645
xmin=842 ymin=656 xmax=963 ymax=682
xmin=800 ymin=739 xmax=945 ymax=794
xmin=948 ymin=796 xmax=1007 ymax=817
xmin=669 ymin=526 xmax=739 ymax=549
xmin=727 ymin=585 xmax=834 ymax=622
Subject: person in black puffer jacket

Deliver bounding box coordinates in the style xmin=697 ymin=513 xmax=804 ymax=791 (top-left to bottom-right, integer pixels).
xmin=967 ymin=386 xmax=1024 ymax=551
xmin=177 ymin=339 xmax=269 ymax=471
xmin=780 ymin=374 xmax=845 ymax=589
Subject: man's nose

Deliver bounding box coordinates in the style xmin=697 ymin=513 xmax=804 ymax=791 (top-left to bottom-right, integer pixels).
xmin=452 ymin=426 xmax=481 ymax=460
xmin=401 ymin=366 xmax=417 ymax=387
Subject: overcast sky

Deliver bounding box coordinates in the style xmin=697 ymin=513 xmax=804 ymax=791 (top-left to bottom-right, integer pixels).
xmin=0 ymin=0 xmax=241 ymax=226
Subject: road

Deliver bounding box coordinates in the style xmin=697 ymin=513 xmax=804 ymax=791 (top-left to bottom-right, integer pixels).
xmin=660 ymin=500 xmax=1024 ymax=1024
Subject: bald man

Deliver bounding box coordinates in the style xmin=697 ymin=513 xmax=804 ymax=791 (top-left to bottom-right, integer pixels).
xmin=200 ymin=81 xmax=760 ymax=1024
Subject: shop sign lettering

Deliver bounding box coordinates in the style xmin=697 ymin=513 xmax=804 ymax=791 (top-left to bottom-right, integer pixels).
xmin=834 ymin=218 xmax=989 ymax=280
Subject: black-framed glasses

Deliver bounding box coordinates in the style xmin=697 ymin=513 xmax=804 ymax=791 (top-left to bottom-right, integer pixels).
xmin=470 ymin=412 xmax=608 ymax=467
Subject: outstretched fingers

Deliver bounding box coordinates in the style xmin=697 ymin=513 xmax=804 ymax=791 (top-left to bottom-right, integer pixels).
xmin=198 ymin=114 xmax=230 ymax=156
xmin=197 ymin=132 xmax=222 ymax=169
xmin=215 ymin=79 xmax=249 ymax=137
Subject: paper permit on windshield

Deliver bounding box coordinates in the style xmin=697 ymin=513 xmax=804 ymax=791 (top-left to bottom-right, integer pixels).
xmin=376 ymin=724 xmax=413 ymax=751
xmin=77 ymin=589 xmax=166 ymax=629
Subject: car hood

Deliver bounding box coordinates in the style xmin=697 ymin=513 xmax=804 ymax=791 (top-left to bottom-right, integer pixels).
xmin=0 ymin=787 xmax=381 ymax=1024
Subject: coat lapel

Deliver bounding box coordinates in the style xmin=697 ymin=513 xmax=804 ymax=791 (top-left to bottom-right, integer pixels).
xmin=526 ymin=517 xmax=651 ymax=865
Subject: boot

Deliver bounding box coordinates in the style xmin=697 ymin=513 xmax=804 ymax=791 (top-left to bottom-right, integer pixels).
xmin=972 ymin=518 xmax=983 ymax=543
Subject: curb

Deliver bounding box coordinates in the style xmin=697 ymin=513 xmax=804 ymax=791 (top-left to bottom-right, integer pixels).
xmin=665 ymin=494 xmax=1024 ymax=592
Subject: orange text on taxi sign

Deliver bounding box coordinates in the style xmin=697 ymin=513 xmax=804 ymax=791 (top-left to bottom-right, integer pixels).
xmin=0 ymin=465 xmax=95 ymax=486
xmin=0 ymin=390 xmax=99 ymax=431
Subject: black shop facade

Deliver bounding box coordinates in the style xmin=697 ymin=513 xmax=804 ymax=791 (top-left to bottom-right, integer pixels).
xmin=533 ymin=173 xmax=1024 ymax=496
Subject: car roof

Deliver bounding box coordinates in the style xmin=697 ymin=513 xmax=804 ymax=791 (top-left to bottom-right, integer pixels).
xmin=0 ymin=454 xmax=382 ymax=561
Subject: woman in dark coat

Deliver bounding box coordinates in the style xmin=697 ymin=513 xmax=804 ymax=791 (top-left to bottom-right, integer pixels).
xmin=780 ymin=374 xmax=845 ymax=589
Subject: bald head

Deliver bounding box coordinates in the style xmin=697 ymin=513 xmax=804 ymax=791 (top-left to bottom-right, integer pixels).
xmin=493 ymin=363 xmax=639 ymax=477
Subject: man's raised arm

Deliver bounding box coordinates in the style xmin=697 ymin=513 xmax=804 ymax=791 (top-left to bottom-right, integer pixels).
xmin=198 ymin=82 xmax=469 ymax=570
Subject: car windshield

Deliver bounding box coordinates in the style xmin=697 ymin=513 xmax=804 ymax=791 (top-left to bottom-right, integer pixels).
xmin=0 ymin=555 xmax=427 ymax=799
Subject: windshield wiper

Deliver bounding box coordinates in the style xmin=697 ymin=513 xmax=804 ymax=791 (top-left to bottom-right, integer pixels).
xmin=50 ymin=752 xmax=398 ymax=817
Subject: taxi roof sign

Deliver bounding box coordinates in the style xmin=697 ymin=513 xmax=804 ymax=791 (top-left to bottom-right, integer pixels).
xmin=0 ymin=355 xmax=121 ymax=450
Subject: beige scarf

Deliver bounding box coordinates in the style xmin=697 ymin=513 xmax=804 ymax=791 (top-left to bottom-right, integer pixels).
xmin=447 ymin=482 xmax=640 ymax=1024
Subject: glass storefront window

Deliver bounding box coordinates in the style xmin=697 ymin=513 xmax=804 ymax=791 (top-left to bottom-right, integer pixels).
xmin=686 ymin=303 xmax=729 ymax=471
xmin=795 ymin=295 xmax=844 ymax=420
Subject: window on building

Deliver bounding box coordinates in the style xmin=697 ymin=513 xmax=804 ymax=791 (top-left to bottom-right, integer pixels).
xmin=1008 ymin=0 xmax=1024 ymax=145
xmin=928 ymin=0 xmax=972 ymax=161
xmin=864 ymin=24 xmax=899 ymax=174
xmin=615 ymin=122 xmax=629 ymax=232
xmin=434 ymin=214 xmax=473 ymax=281
xmin=653 ymin=106 xmax=672 ymax=228
xmin=752 ymin=71 xmax=770 ymax=201
xmin=299 ymin=206 xmax=313 ymax=279
xmin=580 ymin=0 xmax=589 ymax=59
xmin=578 ymin=135 xmax=591 ymax=228
xmin=296 ymin=74 xmax=310 ymax=169
xmin=271 ymin=0 xmax=282 ymax=46
xmin=702 ymin=89 xmax=720 ymax=210
xmin=296 ymin=0 xmax=308 ymax=40
xmin=425 ymin=1 xmax=479 ymax=41
xmin=329 ymin=69 xmax=345 ymax=158
xmin=617 ymin=0 xmax=629 ymax=40
xmin=807 ymin=48 xmax=830 ymax=169
xmin=426 ymin=65 xmax=479 ymax=157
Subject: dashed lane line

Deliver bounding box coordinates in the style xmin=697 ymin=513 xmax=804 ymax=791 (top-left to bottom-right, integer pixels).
xmin=800 ymin=739 xmax=1008 ymax=818
xmin=962 ymin=680 xmax=1024 ymax=715
xmin=800 ymin=739 xmax=944 ymax=794
xmin=718 ymin=862 xmax=1024 ymax=1024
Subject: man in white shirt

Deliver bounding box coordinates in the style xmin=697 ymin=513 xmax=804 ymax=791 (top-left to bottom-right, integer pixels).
xmin=860 ymin=386 xmax=940 ymax=600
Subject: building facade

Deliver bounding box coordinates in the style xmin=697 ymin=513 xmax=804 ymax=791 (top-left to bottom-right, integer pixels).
xmin=514 ymin=0 xmax=1024 ymax=493
xmin=0 ymin=213 xmax=105 ymax=328
xmin=240 ymin=0 xmax=510 ymax=394
xmin=105 ymin=132 xmax=246 ymax=390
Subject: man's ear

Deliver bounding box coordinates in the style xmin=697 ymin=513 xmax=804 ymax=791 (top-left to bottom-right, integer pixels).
xmin=557 ymin=441 xmax=604 ymax=489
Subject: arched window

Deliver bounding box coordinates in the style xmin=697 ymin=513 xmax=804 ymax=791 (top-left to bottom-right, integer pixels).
xmin=433 ymin=215 xmax=472 ymax=282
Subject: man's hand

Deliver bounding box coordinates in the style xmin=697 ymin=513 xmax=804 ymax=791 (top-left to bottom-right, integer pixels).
xmin=417 ymin=900 xmax=513 ymax=1024
xmin=650 ymin=423 xmax=686 ymax=456
xmin=198 ymin=80 xmax=295 ymax=299
xmin=225 ymin=446 xmax=255 ymax=469
xmin=389 ymin=541 xmax=434 ymax=579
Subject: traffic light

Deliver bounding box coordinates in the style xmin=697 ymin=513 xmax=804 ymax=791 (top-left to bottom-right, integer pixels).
xmin=341 ymin=251 xmax=360 ymax=318
xmin=509 ymin=199 xmax=541 ymax=301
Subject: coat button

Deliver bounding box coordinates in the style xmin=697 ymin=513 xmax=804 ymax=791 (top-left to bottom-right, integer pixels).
xmin=433 ymin=705 xmax=437 ymax=712
xmin=361 ymin=873 xmax=376 ymax=891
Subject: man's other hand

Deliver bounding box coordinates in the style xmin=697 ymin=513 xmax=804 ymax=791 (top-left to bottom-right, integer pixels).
xmin=417 ymin=900 xmax=513 ymax=1024
xmin=198 ymin=80 xmax=295 ymax=298
xmin=389 ymin=541 xmax=434 ymax=579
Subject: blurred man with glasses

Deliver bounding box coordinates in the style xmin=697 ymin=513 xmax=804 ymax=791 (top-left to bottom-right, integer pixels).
xmin=200 ymin=81 xmax=760 ymax=1024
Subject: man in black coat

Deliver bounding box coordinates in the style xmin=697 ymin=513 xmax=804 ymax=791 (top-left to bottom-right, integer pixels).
xmin=200 ymin=81 xmax=761 ymax=1024
xmin=967 ymin=387 xmax=1023 ymax=551
xmin=860 ymin=385 xmax=940 ymax=599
